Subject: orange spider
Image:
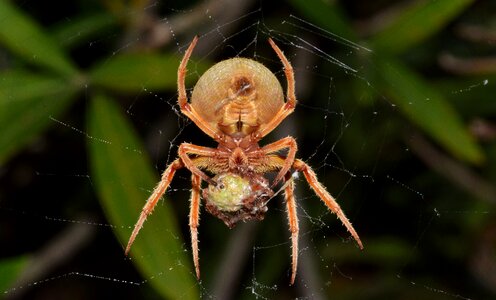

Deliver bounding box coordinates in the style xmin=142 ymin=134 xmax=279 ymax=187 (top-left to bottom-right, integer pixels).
xmin=125 ymin=36 xmax=363 ymax=285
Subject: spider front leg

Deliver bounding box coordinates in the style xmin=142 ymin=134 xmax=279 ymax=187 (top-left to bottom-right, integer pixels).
xmin=178 ymin=143 xmax=218 ymax=186
xmin=125 ymin=158 xmax=184 ymax=255
xmin=293 ymin=159 xmax=363 ymax=249
xmin=284 ymin=173 xmax=299 ymax=285
xmin=260 ymin=137 xmax=297 ymax=187
xmin=190 ymin=174 xmax=201 ymax=279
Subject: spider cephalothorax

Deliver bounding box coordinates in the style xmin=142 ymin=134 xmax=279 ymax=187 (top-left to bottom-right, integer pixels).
xmin=125 ymin=36 xmax=363 ymax=285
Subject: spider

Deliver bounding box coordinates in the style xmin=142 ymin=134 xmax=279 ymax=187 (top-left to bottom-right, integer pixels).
xmin=125 ymin=36 xmax=363 ymax=285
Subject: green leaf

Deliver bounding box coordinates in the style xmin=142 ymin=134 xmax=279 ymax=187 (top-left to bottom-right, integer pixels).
xmin=0 ymin=1 xmax=78 ymax=76
xmin=373 ymin=57 xmax=484 ymax=164
xmin=89 ymin=53 xmax=208 ymax=93
xmin=0 ymin=70 xmax=80 ymax=164
xmin=370 ymin=0 xmax=475 ymax=54
xmin=87 ymin=93 xmax=199 ymax=299
xmin=0 ymin=255 xmax=29 ymax=293
xmin=288 ymin=0 xmax=356 ymax=39
xmin=51 ymin=12 xmax=117 ymax=49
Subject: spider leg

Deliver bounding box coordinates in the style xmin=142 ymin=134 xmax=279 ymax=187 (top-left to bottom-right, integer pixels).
xmin=255 ymin=39 xmax=297 ymax=139
xmin=283 ymin=173 xmax=299 ymax=285
xmin=269 ymin=38 xmax=296 ymax=108
xmin=178 ymin=143 xmax=219 ymax=186
xmin=260 ymin=137 xmax=297 ymax=187
xmin=177 ymin=36 xmax=198 ymax=110
xmin=125 ymin=158 xmax=184 ymax=255
xmin=293 ymin=159 xmax=363 ymax=249
xmin=178 ymin=36 xmax=220 ymax=140
xmin=190 ymin=174 xmax=201 ymax=279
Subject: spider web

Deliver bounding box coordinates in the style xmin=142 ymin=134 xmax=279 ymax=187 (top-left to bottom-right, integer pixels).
xmin=1 ymin=1 xmax=494 ymax=299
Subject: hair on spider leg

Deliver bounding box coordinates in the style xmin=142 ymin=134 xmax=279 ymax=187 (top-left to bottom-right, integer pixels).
xmin=265 ymin=170 xmax=300 ymax=204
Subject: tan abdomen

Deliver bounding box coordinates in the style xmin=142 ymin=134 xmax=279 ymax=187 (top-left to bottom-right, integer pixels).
xmin=190 ymin=58 xmax=284 ymax=138
xmin=218 ymin=97 xmax=259 ymax=136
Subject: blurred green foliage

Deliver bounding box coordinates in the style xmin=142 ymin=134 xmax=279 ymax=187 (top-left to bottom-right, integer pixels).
xmin=0 ymin=256 xmax=29 ymax=293
xmin=1 ymin=0 xmax=495 ymax=299
xmin=88 ymin=94 xmax=197 ymax=299
xmin=0 ymin=0 xmax=199 ymax=298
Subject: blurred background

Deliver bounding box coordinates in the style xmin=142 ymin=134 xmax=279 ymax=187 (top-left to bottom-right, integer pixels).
xmin=1 ymin=0 xmax=496 ymax=299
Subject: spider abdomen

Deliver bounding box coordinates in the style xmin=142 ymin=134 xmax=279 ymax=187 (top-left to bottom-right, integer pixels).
xmin=191 ymin=57 xmax=284 ymax=138
xmin=218 ymin=92 xmax=259 ymax=136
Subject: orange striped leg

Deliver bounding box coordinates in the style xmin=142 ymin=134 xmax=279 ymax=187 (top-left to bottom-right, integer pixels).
xmin=125 ymin=159 xmax=184 ymax=255
xmin=177 ymin=36 xmax=219 ymax=139
xmin=189 ymin=174 xmax=201 ymax=279
xmin=256 ymin=39 xmax=297 ymax=139
xmin=293 ymin=159 xmax=363 ymax=249
xmin=178 ymin=143 xmax=217 ymax=185
xmin=177 ymin=36 xmax=198 ymax=109
xmin=284 ymin=174 xmax=299 ymax=285
xmin=260 ymin=137 xmax=297 ymax=187
xmin=268 ymin=38 xmax=296 ymax=108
